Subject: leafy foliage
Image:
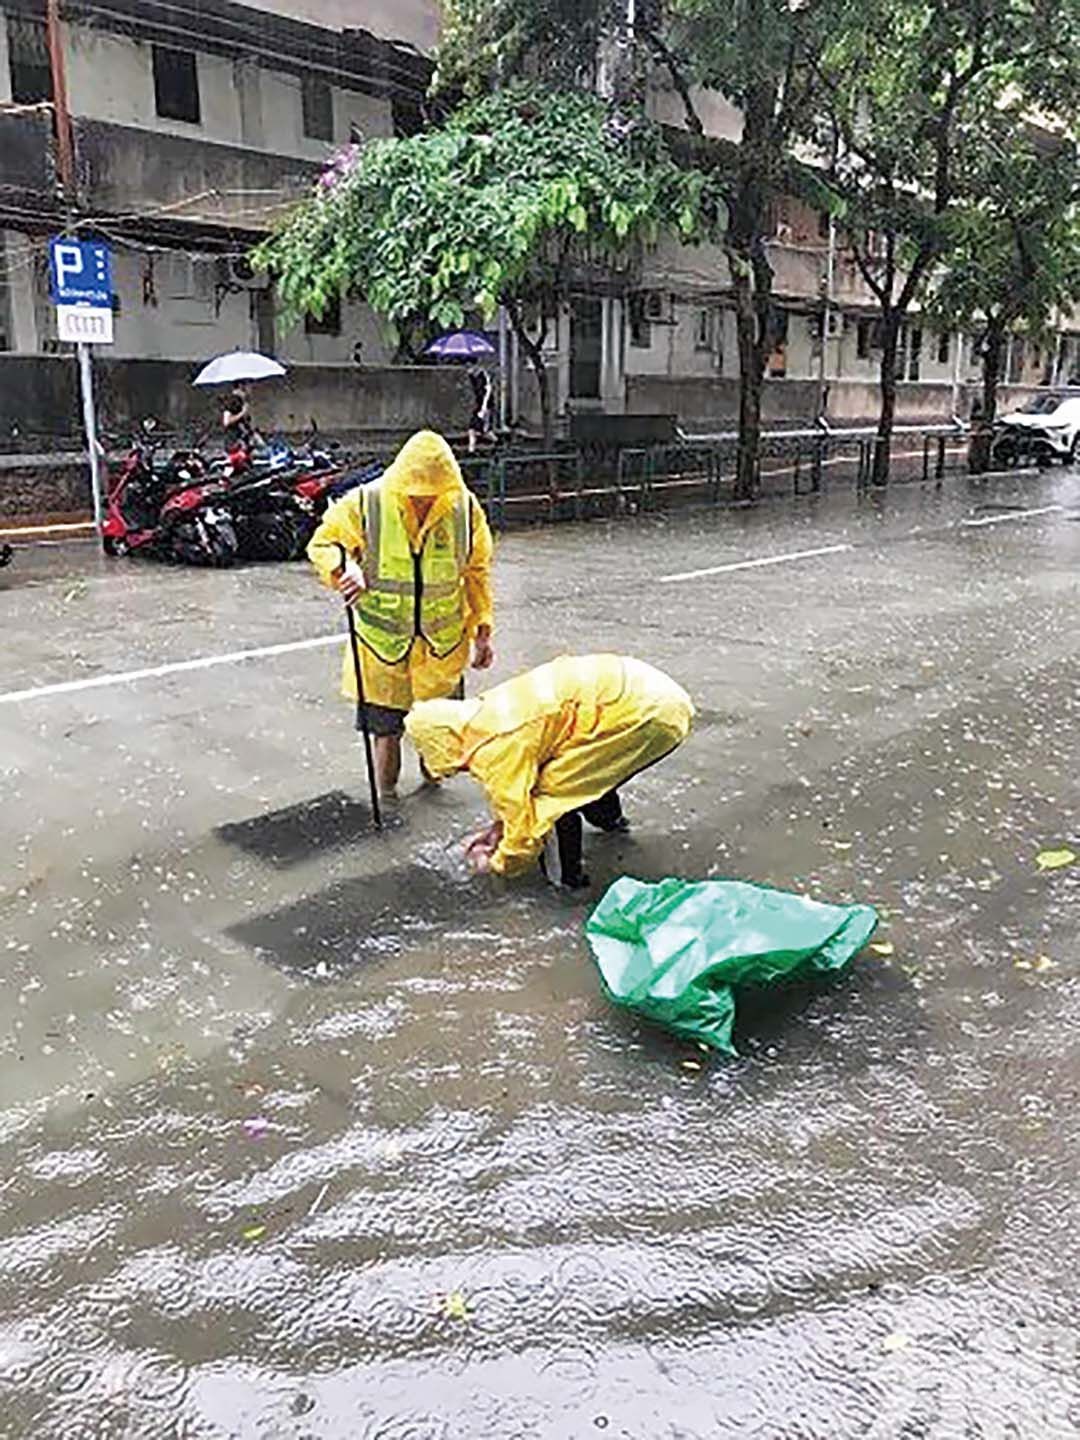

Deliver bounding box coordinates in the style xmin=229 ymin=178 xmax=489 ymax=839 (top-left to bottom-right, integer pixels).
xmin=930 ymin=134 xmax=1080 ymax=345
xmin=255 ymin=84 xmax=712 ymax=339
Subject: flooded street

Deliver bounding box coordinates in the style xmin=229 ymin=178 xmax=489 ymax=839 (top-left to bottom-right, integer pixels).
xmin=2 ymin=472 xmax=1080 ymax=1438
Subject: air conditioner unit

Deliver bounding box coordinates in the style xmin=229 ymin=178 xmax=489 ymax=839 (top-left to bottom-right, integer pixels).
xmin=218 ymin=256 xmax=269 ymax=290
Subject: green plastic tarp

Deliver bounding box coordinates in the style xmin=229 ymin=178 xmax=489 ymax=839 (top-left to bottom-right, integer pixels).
xmin=585 ymin=876 xmax=879 ymax=1055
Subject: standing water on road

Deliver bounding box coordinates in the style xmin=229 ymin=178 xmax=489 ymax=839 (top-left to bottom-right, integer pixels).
xmin=1 ymin=474 xmax=1079 ymax=1437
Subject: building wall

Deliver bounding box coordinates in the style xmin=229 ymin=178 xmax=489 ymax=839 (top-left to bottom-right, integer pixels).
xmin=62 ymin=24 xmax=391 ymax=158
xmin=242 ymin=0 xmax=441 ymax=52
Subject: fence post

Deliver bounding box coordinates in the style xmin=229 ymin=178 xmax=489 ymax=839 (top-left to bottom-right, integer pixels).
xmin=921 ymin=434 xmax=931 ymax=483
xmin=935 ymin=434 xmax=947 ymax=484
xmin=793 ymin=442 xmax=802 ymax=496
xmin=811 ymin=438 xmax=823 ymax=493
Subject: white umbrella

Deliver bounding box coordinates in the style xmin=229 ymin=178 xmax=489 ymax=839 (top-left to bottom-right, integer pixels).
xmin=193 ymin=351 xmax=287 ymax=387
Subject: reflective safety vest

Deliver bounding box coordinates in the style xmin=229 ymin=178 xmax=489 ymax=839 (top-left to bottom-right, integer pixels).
xmin=355 ymin=480 xmax=470 ymax=664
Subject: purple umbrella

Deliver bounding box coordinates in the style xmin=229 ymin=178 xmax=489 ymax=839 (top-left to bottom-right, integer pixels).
xmin=423 ymin=330 xmax=497 ymax=360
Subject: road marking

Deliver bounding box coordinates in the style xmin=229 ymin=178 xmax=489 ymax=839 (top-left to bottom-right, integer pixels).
xmin=659 ymin=542 xmax=854 ymax=585
xmin=959 ymin=504 xmax=1061 ymax=528
xmin=0 ymin=634 xmax=343 ymax=707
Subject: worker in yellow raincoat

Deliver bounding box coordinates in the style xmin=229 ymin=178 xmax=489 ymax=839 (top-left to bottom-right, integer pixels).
xmin=405 ymin=654 xmax=695 ymax=889
xmin=307 ymin=430 xmax=495 ymax=797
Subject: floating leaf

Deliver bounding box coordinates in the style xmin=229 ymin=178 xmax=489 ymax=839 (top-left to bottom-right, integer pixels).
xmin=1036 ymin=848 xmax=1076 ymax=871
xmin=242 ymin=1225 xmax=266 ymax=1242
xmin=243 ymin=1116 xmax=270 ymax=1139
xmin=869 ymin=941 xmax=895 ymax=957
xmin=832 ymin=841 xmax=853 ymax=851
xmin=681 ymin=1059 xmax=703 ymax=1071
xmin=442 ymin=1291 xmax=470 ymax=1321
xmin=1033 ymin=955 xmax=1057 ymax=974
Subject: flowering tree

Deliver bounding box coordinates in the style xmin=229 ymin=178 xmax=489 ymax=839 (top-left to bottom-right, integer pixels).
xmin=256 ymin=85 xmax=713 ymax=444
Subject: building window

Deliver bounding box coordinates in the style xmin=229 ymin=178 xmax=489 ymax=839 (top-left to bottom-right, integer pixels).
xmin=153 ymin=46 xmax=201 ymax=124
xmin=305 ymin=292 xmax=342 ymax=336
xmin=628 ymin=293 xmax=651 ymax=349
xmin=767 ymin=310 xmax=789 ymax=378
xmin=301 ymin=76 xmax=334 ymax=142
xmin=7 ymin=17 xmax=52 ymax=104
xmin=857 ymin=317 xmax=885 ymax=360
xmin=694 ymin=307 xmax=715 ymax=353
xmin=392 ymin=94 xmax=425 ymax=138
xmin=937 ymin=331 xmax=951 ymax=366
xmin=902 ymin=324 xmax=922 ymax=381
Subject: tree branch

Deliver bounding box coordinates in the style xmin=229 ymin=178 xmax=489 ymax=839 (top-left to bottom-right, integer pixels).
xmin=638 ymin=26 xmax=704 ymax=137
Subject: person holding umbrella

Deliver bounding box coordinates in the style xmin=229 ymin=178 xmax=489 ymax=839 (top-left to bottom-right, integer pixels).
xmin=193 ymin=350 xmax=285 ymax=450
xmin=422 ymin=331 xmax=498 ymax=455
xmin=307 ymin=430 xmax=495 ymax=800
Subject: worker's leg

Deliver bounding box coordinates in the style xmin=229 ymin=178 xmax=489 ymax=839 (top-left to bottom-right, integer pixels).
xmin=374 ymin=735 xmax=402 ymax=795
xmin=581 ymin=789 xmax=629 ymax=833
xmin=358 ymin=703 xmax=406 ymax=798
xmin=541 ymin=811 xmax=589 ymax=890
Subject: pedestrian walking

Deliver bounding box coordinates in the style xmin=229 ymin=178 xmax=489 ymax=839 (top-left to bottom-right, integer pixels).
xmin=467 ymin=362 xmax=494 ymax=454
xmin=307 ymin=430 xmax=495 ymax=798
xmin=405 ymin=654 xmax=694 ymax=889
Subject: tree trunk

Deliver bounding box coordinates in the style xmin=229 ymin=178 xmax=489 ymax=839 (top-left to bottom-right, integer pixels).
xmin=732 ymin=260 xmax=764 ymax=502
xmin=981 ymin=318 xmax=1004 ymax=424
xmin=506 ymin=302 xmax=554 ymax=448
xmin=969 ymin=315 xmax=1004 ymax=475
xmin=533 ymin=353 xmax=553 ymax=449
xmin=873 ymin=313 xmax=901 ymax=486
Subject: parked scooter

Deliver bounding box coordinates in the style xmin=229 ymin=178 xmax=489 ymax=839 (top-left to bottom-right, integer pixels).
xmin=102 ymin=420 xmax=238 ymax=567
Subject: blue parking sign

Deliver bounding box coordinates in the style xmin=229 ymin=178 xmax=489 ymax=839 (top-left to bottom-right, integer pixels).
xmin=49 ymin=237 xmax=113 ymax=308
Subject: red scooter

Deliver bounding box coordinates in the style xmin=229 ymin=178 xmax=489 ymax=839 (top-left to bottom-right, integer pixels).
xmin=102 ymin=421 xmax=238 ymax=566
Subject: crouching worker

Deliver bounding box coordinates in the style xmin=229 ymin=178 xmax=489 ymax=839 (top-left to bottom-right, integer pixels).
xmin=307 ymin=430 xmax=495 ymax=797
xmin=405 ymin=654 xmax=694 ymax=889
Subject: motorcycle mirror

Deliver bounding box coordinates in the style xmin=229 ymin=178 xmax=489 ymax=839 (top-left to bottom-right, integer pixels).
xmin=143 ymin=417 xmax=158 ymax=434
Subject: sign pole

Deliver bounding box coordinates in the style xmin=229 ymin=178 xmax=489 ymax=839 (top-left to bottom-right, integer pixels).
xmin=76 ymin=341 xmax=104 ymax=537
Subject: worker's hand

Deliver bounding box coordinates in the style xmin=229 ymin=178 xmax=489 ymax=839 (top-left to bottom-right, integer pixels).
xmin=464 ymin=821 xmax=502 ymax=873
xmin=337 ymin=559 xmax=366 ymax=607
xmin=472 ymin=631 xmax=494 ymax=671
xmin=469 ymin=847 xmax=494 ymax=876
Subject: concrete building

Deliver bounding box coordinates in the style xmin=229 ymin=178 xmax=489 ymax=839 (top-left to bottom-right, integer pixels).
xmin=0 ymin=0 xmax=1074 ymax=460
xmin=0 ymin=0 xmax=455 ymax=450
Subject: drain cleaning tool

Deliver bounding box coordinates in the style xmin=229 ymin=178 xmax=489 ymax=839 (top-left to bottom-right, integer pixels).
xmin=338 ymin=544 xmax=382 ymax=832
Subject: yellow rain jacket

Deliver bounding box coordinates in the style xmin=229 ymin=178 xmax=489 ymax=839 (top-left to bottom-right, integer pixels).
xmin=406 ymin=654 xmax=695 ymax=877
xmin=307 ymin=431 xmax=494 ymax=712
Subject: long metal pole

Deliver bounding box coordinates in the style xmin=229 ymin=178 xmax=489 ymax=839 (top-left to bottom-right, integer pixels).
xmin=77 ymin=342 xmax=104 ymax=536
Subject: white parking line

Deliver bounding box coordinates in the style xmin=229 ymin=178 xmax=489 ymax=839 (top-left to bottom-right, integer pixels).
xmin=958 ymin=504 xmax=1062 ymax=528
xmin=0 ymin=634 xmax=343 ymax=707
xmin=659 ymin=543 xmax=854 ymax=584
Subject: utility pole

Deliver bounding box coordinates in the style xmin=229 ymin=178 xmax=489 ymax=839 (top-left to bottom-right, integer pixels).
xmin=46 ymin=0 xmax=75 ymax=195
xmin=46 ymin=0 xmax=106 ymax=540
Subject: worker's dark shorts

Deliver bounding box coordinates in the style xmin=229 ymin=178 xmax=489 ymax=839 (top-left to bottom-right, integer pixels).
xmin=355 ymin=679 xmax=465 ymax=740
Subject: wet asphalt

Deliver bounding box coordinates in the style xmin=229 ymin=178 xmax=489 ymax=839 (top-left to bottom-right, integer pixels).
xmin=1 ymin=469 xmax=1079 ymax=1438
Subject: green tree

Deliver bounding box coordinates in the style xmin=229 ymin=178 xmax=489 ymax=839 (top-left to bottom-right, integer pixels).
xmin=929 ymin=131 xmax=1080 ymax=470
xmin=661 ymin=0 xmax=839 ymax=499
xmin=812 ymin=0 xmax=1080 ymax=484
xmin=255 ymin=85 xmax=708 ymax=446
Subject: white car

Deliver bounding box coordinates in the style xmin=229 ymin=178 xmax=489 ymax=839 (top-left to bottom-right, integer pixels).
xmin=994 ymin=392 xmax=1080 ymax=465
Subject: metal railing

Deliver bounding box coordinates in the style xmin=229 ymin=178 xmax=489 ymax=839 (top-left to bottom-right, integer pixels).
xmin=464 ymin=421 xmax=972 ymax=527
